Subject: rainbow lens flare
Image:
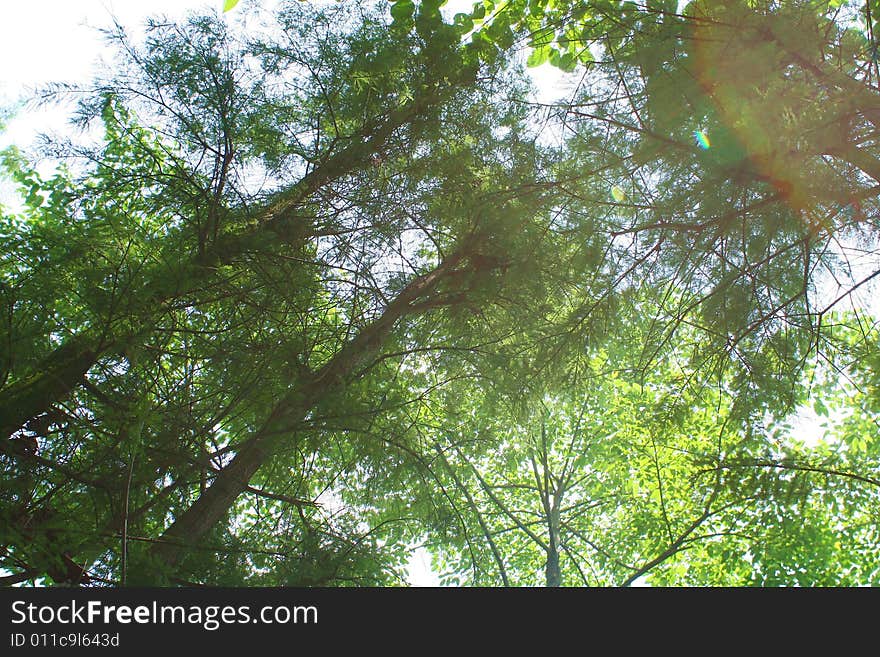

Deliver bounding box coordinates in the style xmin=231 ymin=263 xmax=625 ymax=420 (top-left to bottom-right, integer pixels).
xmin=694 ymin=129 xmax=711 ymax=150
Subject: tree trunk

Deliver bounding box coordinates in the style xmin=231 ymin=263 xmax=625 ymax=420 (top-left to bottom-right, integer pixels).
xmin=148 ymin=251 xmax=467 ymax=573
xmin=0 ymin=83 xmax=464 ymax=439
xmin=0 ymin=337 xmax=98 ymax=439
xmin=545 ymin=503 xmax=562 ymax=587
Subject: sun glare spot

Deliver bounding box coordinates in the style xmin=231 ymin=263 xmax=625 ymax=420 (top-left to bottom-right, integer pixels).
xmin=693 ymin=129 xmax=711 ymax=149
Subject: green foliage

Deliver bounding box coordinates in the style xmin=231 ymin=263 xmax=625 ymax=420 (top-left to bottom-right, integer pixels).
xmin=0 ymin=0 xmax=878 ymax=588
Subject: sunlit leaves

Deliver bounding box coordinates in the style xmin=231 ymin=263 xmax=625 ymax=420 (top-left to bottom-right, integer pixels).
xmin=526 ymin=46 xmax=550 ymax=67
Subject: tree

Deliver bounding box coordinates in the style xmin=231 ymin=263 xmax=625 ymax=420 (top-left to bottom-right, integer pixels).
xmin=425 ymin=313 xmax=880 ymax=586
xmin=1 ymin=0 xmax=878 ymax=587
xmin=0 ymin=0 xmax=557 ymax=584
xmin=421 ymin=0 xmax=880 ymax=370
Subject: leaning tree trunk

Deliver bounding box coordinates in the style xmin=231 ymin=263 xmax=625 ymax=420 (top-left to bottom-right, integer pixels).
xmin=148 ymin=250 xmax=470 ymax=574
xmin=0 ymin=83 xmax=464 ymax=441
xmin=0 ymin=336 xmax=99 ymax=439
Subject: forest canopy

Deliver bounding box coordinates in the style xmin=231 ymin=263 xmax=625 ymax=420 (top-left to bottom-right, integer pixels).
xmin=1 ymin=0 xmax=879 ymax=586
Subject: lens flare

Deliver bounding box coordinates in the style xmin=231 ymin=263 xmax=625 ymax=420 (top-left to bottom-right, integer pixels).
xmin=693 ymin=129 xmax=711 ymax=150
xmin=611 ymin=185 xmax=626 ymax=202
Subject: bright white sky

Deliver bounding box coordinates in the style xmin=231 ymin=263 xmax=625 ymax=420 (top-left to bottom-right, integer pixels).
xmin=0 ymin=0 xmax=563 ymax=146
xmin=0 ymin=1 xmax=232 ymax=98
xmin=0 ymin=1 xmax=213 ymax=89
xmin=0 ymin=1 xmax=266 ymax=162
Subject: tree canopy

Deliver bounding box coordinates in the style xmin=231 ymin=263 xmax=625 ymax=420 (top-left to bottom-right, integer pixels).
xmin=1 ymin=0 xmax=878 ymax=586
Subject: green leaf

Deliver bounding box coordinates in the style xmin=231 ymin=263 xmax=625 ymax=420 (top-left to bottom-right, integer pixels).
xmin=486 ymin=16 xmax=515 ymax=49
xmin=558 ymin=52 xmax=578 ymax=72
xmin=390 ymin=0 xmax=416 ymax=22
xmin=526 ymin=46 xmax=550 ymax=68
xmin=647 ymin=0 xmax=678 ymax=13
xmin=454 ymin=12 xmax=475 ymax=34
xmin=529 ymin=26 xmax=555 ymax=48
xmin=222 ymin=0 xmax=240 ymax=12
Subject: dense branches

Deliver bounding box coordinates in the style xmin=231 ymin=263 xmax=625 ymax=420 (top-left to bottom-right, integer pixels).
xmin=1 ymin=0 xmax=878 ymax=586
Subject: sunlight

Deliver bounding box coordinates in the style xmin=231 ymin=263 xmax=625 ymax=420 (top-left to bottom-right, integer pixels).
xmin=406 ymin=546 xmax=440 ymax=587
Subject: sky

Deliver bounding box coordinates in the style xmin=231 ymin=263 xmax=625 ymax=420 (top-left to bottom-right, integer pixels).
xmin=0 ymin=0 xmax=565 ymax=140
xmin=0 ymin=1 xmax=232 ymax=101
